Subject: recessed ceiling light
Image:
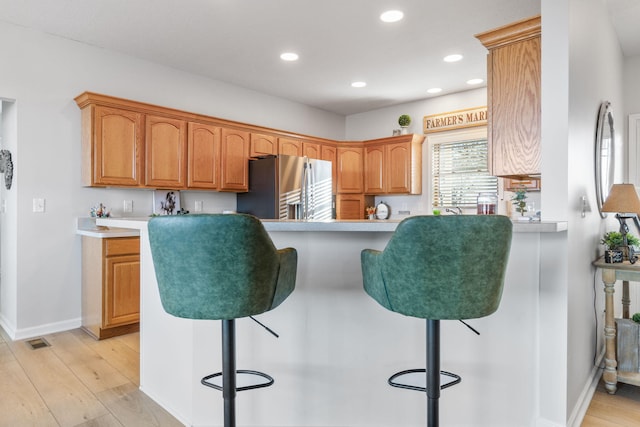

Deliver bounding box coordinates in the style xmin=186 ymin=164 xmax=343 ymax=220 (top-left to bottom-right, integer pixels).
xmin=280 ymin=52 xmax=299 ymax=61
xmin=427 ymin=88 xmax=443 ymax=94
xmin=466 ymin=78 xmax=484 ymax=85
xmin=351 ymin=81 xmax=367 ymax=88
xmin=380 ymin=10 xmax=404 ymax=23
xmin=443 ymin=54 xmax=463 ymax=63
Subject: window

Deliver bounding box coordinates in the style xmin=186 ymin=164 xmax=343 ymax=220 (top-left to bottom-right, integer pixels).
xmin=430 ymin=129 xmax=497 ymax=208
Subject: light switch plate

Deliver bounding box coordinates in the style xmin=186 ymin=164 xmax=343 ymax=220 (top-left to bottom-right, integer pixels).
xmin=123 ymin=200 xmax=133 ymax=213
xmin=33 ymin=198 xmax=45 ymax=213
xmin=195 ymin=200 xmax=203 ymax=212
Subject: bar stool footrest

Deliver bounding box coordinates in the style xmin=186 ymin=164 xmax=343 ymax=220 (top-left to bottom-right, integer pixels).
xmin=201 ymin=370 xmax=274 ymax=392
xmin=388 ymin=368 xmax=461 ymax=392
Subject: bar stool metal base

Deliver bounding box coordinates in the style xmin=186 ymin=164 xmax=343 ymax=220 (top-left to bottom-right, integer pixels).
xmin=201 ymin=370 xmax=274 ymax=392
xmin=388 ymin=369 xmax=461 ymax=392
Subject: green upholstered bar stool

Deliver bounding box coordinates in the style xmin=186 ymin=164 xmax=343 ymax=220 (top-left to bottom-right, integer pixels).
xmin=361 ymin=215 xmax=512 ymax=427
xmin=148 ymin=214 xmax=297 ymax=427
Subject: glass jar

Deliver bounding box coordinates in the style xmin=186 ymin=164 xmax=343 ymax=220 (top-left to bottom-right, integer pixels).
xmin=477 ymin=193 xmax=498 ymax=215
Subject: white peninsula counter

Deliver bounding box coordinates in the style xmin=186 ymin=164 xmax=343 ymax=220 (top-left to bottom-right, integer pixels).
xmin=97 ymin=216 xmax=566 ymax=427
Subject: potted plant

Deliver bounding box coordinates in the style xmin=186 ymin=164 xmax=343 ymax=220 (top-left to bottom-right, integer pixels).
xmin=601 ymin=231 xmax=640 ymax=263
xmin=398 ymin=114 xmax=411 ymax=134
xmin=511 ymin=187 xmax=528 ymax=219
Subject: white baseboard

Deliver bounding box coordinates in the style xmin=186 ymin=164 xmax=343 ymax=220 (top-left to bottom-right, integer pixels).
xmin=0 ymin=316 xmax=82 ymax=341
xmin=568 ymin=348 xmax=605 ymax=427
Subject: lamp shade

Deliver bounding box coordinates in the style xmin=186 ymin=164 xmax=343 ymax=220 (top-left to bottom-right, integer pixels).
xmin=601 ymin=183 xmax=640 ymax=214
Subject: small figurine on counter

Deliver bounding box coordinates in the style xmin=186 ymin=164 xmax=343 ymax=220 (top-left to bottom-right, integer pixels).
xmin=90 ymin=203 xmax=111 ymax=218
xmin=161 ymin=191 xmax=177 ymax=215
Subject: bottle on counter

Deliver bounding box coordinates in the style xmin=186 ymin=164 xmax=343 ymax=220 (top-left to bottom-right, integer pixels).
xmin=477 ymin=193 xmax=498 ymax=215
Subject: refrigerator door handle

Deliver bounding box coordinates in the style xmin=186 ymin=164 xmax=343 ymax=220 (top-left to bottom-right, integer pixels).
xmin=308 ymin=161 xmax=315 ymax=219
xmin=300 ymin=161 xmax=308 ymax=219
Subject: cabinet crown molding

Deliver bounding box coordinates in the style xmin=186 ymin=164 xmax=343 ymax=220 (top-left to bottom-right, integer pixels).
xmin=475 ymin=15 xmax=541 ymax=50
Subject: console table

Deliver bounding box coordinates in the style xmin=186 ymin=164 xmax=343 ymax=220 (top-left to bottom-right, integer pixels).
xmin=593 ymin=257 xmax=640 ymax=394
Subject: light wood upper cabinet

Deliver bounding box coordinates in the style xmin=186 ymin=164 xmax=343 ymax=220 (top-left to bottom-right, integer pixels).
xmin=337 ymin=146 xmax=364 ymax=193
xmin=321 ymin=145 xmax=338 ymax=193
xmin=364 ymin=145 xmax=385 ymax=194
xmin=363 ymin=134 xmax=424 ymax=195
xmin=81 ymin=105 xmax=144 ymax=187
xmin=303 ymin=141 xmax=321 ymax=159
xmin=476 ymin=15 xmax=541 ymax=177
xmin=220 ymin=128 xmax=250 ymax=191
xmin=188 ymin=122 xmax=220 ymax=189
xmin=250 ymin=133 xmax=277 ymax=158
xmin=386 ymin=142 xmax=413 ymax=193
xmin=278 ymin=137 xmax=303 ymax=156
xmin=145 ymin=115 xmax=187 ymax=188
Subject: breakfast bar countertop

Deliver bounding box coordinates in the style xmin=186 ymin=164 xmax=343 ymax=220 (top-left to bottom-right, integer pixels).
xmin=95 ymin=216 xmax=567 ymax=233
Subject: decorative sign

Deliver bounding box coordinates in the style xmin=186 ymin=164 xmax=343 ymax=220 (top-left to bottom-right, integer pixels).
xmin=423 ymin=106 xmax=487 ymax=133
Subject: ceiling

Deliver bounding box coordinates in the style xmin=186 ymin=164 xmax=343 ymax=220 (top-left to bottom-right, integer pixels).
xmin=0 ymin=0 xmax=637 ymax=116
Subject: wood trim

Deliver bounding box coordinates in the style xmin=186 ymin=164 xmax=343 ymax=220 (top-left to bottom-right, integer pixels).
xmin=475 ymin=15 xmax=541 ymax=50
xmin=75 ymin=91 xmax=340 ymax=147
xmin=362 ymin=133 xmax=425 ymax=147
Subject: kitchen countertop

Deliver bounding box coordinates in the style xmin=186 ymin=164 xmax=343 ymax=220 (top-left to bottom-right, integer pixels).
xmin=76 ymin=217 xmax=140 ymax=238
xmin=95 ymin=216 xmax=568 ymax=233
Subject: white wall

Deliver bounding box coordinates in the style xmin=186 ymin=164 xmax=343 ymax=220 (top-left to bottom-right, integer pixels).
xmin=537 ymin=0 xmax=627 ymax=424
xmin=0 ymin=21 xmax=345 ymax=339
xmin=623 ymin=55 xmax=640 ymax=122
xmin=0 ymin=100 xmax=18 ymax=334
xmin=569 ymin=0 xmax=626 ymax=424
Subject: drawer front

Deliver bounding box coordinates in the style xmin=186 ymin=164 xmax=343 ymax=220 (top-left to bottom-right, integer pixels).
xmin=104 ymin=237 xmax=140 ymax=256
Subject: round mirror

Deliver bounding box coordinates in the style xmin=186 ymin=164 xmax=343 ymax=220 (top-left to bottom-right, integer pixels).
xmin=595 ymin=101 xmax=615 ymax=218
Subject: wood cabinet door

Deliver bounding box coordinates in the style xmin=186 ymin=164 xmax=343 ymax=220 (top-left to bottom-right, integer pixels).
xmin=321 ymin=145 xmax=337 ymax=193
xmin=92 ymin=106 xmax=143 ymax=186
xmin=188 ymin=122 xmax=220 ymax=189
xmin=250 ymin=133 xmax=277 ymax=157
xmin=104 ymin=253 xmax=140 ymax=328
xmin=386 ymin=142 xmax=411 ymax=193
xmin=303 ymin=142 xmax=321 ymax=159
xmin=336 ymin=194 xmax=364 ymax=220
xmin=364 ymin=145 xmax=385 ymax=194
xmin=337 ymin=147 xmax=363 ymax=193
xmin=336 ymin=194 xmax=374 ymax=220
xmin=489 ymin=35 xmax=541 ymax=176
xmin=145 ymin=115 xmax=187 ymax=188
xmin=220 ymin=128 xmax=250 ymax=191
xmin=278 ymin=138 xmax=302 ymax=156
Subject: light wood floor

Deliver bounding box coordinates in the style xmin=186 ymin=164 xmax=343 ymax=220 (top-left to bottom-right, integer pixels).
xmin=582 ymin=378 xmax=640 ymax=426
xmin=2 ymin=326 xmax=639 ymax=426
xmin=0 ymin=326 xmax=182 ymax=427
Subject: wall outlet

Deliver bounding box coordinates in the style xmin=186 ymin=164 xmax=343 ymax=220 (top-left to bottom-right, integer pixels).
xmin=123 ymin=200 xmax=133 ymax=213
xmin=194 ymin=200 xmax=203 ymax=212
xmin=33 ymin=198 xmax=45 ymax=213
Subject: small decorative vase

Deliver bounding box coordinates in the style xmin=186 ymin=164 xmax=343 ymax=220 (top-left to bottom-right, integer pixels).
xmin=368 ymin=214 xmax=375 ymax=220
xmin=605 ymin=249 xmax=624 ymax=263
xmin=400 ymin=126 xmax=409 ymax=135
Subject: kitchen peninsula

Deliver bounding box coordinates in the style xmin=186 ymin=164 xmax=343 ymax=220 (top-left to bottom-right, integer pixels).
xmin=97 ymin=216 xmax=566 ymax=427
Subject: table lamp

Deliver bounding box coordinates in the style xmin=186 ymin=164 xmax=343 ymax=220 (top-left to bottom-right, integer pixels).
xmin=601 ymin=183 xmax=640 ymax=263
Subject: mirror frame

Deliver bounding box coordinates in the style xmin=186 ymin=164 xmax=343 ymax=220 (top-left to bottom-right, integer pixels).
xmin=595 ymin=101 xmax=616 ymax=218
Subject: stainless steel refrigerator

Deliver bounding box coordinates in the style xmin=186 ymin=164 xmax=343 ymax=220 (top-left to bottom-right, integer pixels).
xmin=237 ymin=155 xmax=334 ymax=220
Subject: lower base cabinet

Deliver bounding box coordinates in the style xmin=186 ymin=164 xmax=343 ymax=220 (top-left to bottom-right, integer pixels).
xmin=81 ymin=236 xmax=140 ymax=339
xmin=336 ymin=194 xmax=374 ymax=220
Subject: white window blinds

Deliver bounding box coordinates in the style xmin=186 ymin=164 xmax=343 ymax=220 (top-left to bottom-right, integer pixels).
xmin=432 ymin=138 xmax=498 ymax=208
